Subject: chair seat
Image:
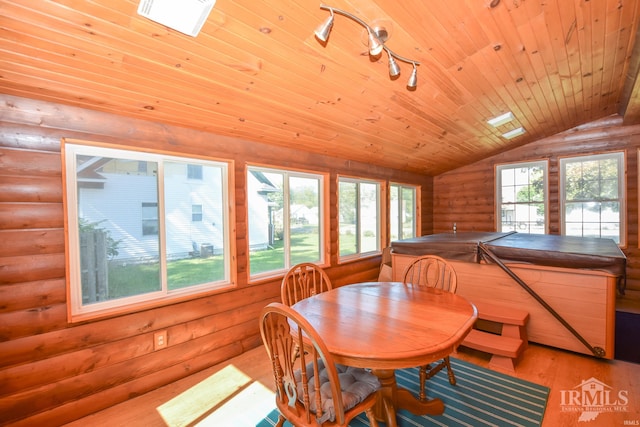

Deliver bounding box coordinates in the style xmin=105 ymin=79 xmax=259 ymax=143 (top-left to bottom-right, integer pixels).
xmin=295 ymin=360 xmax=381 ymax=423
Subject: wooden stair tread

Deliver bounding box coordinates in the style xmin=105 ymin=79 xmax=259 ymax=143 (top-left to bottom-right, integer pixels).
xmin=462 ymin=329 xmax=525 ymax=359
xmin=473 ymin=301 xmax=529 ymax=325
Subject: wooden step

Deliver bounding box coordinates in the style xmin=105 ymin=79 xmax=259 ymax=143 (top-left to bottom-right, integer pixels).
xmin=473 ymin=301 xmax=529 ymax=326
xmin=462 ymin=329 xmax=525 ymax=359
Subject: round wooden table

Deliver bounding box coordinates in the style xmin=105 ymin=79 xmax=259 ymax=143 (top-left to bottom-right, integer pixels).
xmin=291 ymin=281 xmax=478 ymax=427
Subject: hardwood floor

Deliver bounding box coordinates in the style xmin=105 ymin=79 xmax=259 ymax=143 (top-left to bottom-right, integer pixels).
xmin=65 ymin=342 xmax=640 ymax=427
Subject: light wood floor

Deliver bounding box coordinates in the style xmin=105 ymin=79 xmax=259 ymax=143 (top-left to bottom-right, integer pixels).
xmin=66 ymin=342 xmax=640 ymax=427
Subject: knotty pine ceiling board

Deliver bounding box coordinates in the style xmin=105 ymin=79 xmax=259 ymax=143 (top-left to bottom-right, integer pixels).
xmin=1 ymin=0 xmax=639 ymax=176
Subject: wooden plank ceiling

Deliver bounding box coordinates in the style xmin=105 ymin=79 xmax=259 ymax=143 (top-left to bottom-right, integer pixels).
xmin=1 ymin=0 xmax=639 ymax=175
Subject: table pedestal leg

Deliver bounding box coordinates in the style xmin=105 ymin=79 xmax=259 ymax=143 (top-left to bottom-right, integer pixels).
xmin=372 ymin=369 xmax=444 ymax=427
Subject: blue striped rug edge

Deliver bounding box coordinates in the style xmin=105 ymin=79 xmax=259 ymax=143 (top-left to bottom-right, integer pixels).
xmin=257 ymin=358 xmax=550 ymax=427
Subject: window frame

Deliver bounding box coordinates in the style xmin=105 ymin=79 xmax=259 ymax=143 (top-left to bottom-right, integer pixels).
xmin=62 ymin=139 xmax=236 ymax=322
xmin=338 ymin=175 xmax=385 ymax=262
xmin=559 ymin=151 xmax=625 ymax=246
xmin=246 ymin=164 xmax=329 ymax=281
xmin=389 ymin=182 xmax=419 ymax=242
xmin=495 ymin=160 xmax=549 ymax=234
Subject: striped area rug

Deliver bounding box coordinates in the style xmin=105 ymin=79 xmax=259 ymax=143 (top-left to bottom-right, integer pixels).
xmin=257 ymin=358 xmax=549 ymax=426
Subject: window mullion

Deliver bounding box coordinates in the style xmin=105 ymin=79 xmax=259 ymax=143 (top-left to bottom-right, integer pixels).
xmin=157 ymin=159 xmax=169 ymax=294
xmin=283 ymin=173 xmax=291 ymax=269
xmin=355 ymin=183 xmax=361 ymax=254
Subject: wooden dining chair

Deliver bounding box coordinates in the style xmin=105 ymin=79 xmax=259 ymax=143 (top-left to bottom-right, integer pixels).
xmin=281 ymin=262 xmax=333 ymax=306
xmin=402 ymin=254 xmax=458 ymax=400
xmin=259 ymin=302 xmax=381 ymax=427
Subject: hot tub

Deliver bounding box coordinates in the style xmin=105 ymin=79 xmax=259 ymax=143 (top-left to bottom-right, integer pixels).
xmin=391 ymin=232 xmax=626 ymax=359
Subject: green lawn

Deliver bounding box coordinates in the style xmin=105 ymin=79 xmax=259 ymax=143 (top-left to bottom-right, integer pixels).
xmin=250 ymin=231 xmax=321 ymax=275
xmin=104 ymin=230 xmax=322 ymax=298
xmin=106 ymin=256 xmax=225 ymax=298
xmin=102 ymin=227 xmax=364 ymax=300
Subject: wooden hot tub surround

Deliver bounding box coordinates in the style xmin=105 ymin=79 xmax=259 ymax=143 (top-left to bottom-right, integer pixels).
xmin=391 ymin=232 xmax=625 ymax=359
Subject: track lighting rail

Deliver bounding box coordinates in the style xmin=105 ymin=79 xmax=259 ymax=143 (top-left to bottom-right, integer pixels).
xmin=315 ymin=4 xmax=421 ymax=89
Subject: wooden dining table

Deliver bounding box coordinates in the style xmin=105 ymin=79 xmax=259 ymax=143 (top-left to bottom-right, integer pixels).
xmin=291 ymin=281 xmax=478 ymax=427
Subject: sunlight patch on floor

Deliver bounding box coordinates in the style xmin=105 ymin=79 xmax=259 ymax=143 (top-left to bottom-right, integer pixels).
xmin=194 ymin=381 xmax=275 ymax=426
xmin=156 ymin=364 xmax=275 ymax=426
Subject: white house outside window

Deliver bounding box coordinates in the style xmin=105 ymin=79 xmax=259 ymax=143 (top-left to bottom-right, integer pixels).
xmin=560 ymin=152 xmax=625 ymax=245
xmin=339 ymin=177 xmax=381 ymax=258
xmin=247 ymin=166 xmax=325 ymax=278
xmin=496 ymin=161 xmax=548 ymax=234
xmin=390 ymin=183 xmax=417 ymax=241
xmin=64 ymin=142 xmax=233 ymax=321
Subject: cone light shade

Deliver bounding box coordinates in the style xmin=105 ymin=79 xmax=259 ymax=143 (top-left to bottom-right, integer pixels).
xmin=388 ymin=53 xmax=401 ymax=77
xmin=407 ymin=65 xmax=418 ymax=88
xmin=368 ymin=31 xmax=383 ymax=55
xmin=314 ymin=14 xmax=334 ymax=42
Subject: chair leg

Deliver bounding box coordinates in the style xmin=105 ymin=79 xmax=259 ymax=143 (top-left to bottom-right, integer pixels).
xmin=365 ymin=407 xmax=380 ymax=427
xmin=275 ymin=414 xmax=285 ymax=427
xmin=419 ymin=365 xmax=428 ymax=401
xmin=419 ymin=358 xmax=456 ymax=400
xmin=444 ymin=356 xmax=456 ymax=385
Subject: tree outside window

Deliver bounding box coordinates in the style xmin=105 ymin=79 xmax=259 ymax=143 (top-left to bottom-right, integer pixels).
xmin=339 ymin=177 xmax=381 ymax=257
xmin=561 ymin=153 xmax=624 ymax=244
xmin=496 ymin=161 xmax=547 ymax=234
xmin=247 ymin=167 xmax=324 ymax=277
xmin=390 ymin=184 xmax=417 ymax=241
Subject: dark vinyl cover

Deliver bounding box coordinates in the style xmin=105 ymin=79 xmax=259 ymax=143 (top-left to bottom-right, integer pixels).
xmin=391 ymin=231 xmax=626 ymax=277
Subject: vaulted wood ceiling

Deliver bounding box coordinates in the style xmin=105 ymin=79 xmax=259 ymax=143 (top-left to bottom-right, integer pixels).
xmin=1 ymin=0 xmax=640 ymax=175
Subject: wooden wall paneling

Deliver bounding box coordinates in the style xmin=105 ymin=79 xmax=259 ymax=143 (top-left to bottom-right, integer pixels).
xmin=0 ymin=125 xmax=64 ymax=152
xmin=0 ymin=297 xmax=67 ymax=341
xmin=0 ymin=279 xmax=66 ymax=312
xmin=0 ymin=95 xmax=430 ymax=425
xmin=0 ymin=203 xmax=63 ymax=230
xmin=0 ymin=175 xmax=62 ymax=203
xmin=626 ymin=147 xmax=638 ymax=247
xmin=419 ymin=178 xmax=433 ymax=236
xmin=0 ymin=253 xmax=66 ymax=286
xmin=2 ymin=321 xmax=258 ymax=426
xmin=0 ymin=229 xmax=65 ymax=257
xmin=1 ymin=280 xmax=278 ymax=366
xmin=327 ymin=256 xmax=381 ymax=288
xmin=328 ymin=172 xmax=339 ymax=266
xmin=0 ymin=299 xmax=268 ymax=400
xmin=9 ymin=340 xmax=244 ymax=427
xmin=434 ymin=117 xmax=640 ymax=291
xmin=0 ymin=146 xmax=61 ymax=176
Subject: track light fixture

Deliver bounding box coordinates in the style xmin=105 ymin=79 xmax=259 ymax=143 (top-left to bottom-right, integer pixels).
xmin=314 ymin=4 xmax=421 ymax=90
xmin=407 ymin=63 xmax=418 ymax=89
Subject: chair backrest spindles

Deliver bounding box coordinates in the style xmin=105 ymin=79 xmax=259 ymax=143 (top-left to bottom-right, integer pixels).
xmin=260 ymin=303 xmax=347 ymax=425
xmin=402 ymin=254 xmax=457 ymax=293
xmin=281 ymin=263 xmax=333 ymax=306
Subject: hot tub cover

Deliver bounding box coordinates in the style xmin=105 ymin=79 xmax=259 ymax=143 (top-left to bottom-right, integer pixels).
xmin=391 ymin=231 xmax=626 ymax=277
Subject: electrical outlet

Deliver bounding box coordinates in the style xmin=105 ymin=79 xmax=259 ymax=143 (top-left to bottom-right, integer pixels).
xmin=154 ymin=330 xmax=167 ymax=350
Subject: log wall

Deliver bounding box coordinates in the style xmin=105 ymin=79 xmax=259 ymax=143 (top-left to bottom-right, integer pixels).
xmin=0 ymin=94 xmax=432 ymax=426
xmin=434 ymin=115 xmax=640 ymax=292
